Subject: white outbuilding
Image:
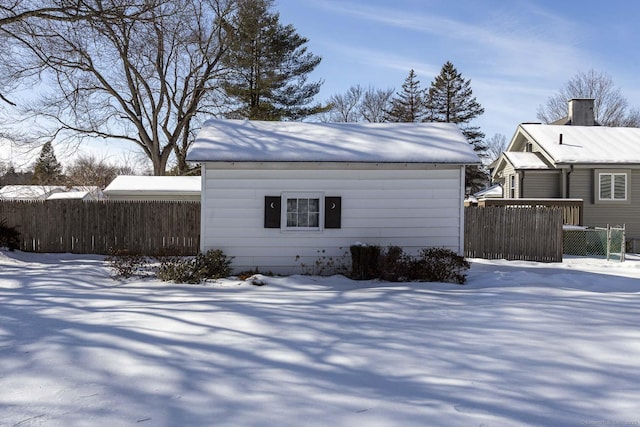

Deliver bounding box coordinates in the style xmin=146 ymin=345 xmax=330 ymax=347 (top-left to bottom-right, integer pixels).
xmin=103 ymin=175 xmax=201 ymax=201
xmin=187 ymin=119 xmax=480 ymax=274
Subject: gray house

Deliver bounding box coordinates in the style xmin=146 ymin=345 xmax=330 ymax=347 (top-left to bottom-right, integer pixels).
xmin=491 ymin=98 xmax=640 ymax=243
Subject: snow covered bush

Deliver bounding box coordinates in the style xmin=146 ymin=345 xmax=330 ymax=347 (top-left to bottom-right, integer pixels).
xmin=376 ymin=246 xmax=413 ymax=282
xmin=298 ymin=249 xmax=350 ymax=276
xmin=105 ymin=249 xmax=148 ymax=278
xmin=350 ymin=244 xmax=381 ymax=280
xmin=157 ymin=249 xmax=233 ymax=284
xmin=0 ymin=218 xmax=20 ymax=251
xmin=353 ymin=245 xmax=470 ymax=284
xmin=413 ymin=247 xmax=470 ymax=284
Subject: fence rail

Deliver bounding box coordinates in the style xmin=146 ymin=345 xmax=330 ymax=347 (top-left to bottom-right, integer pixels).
xmin=464 ymin=206 xmax=564 ymax=262
xmin=0 ymin=200 xmax=200 ymax=255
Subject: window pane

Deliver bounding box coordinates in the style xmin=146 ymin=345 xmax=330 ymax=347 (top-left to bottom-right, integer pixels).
xmin=600 ymin=174 xmax=612 ymax=199
xmin=298 ymin=212 xmax=309 ymax=227
xmin=287 ymin=213 xmax=297 ymax=227
xmin=309 ymin=198 xmax=319 ymax=213
xmin=309 ymin=212 xmax=319 ymax=227
xmin=284 ymin=196 xmax=321 ymax=228
xmin=614 ymin=174 xmax=626 ymax=199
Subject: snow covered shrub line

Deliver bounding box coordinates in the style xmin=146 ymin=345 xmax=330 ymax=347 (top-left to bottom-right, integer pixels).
xmin=352 ymin=245 xmax=470 ymax=284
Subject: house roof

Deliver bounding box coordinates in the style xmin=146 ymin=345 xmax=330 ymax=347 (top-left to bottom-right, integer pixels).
xmin=187 ymin=119 xmax=481 ymax=164
xmin=103 ymin=175 xmax=201 ymax=195
xmin=474 ymin=183 xmax=503 ymax=198
xmin=503 ymin=152 xmax=551 ymax=169
xmin=520 ymin=124 xmax=640 ymax=164
xmin=47 ymin=191 xmax=90 ymax=200
xmin=0 ymin=185 xmax=66 ymax=200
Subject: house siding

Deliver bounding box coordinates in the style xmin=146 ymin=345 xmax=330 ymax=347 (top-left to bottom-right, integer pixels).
xmin=569 ymin=168 xmax=640 ymax=239
xmin=501 ymin=164 xmax=519 ymax=198
xmin=201 ymin=164 xmax=465 ymax=274
xmin=521 ymin=171 xmax=562 ymax=198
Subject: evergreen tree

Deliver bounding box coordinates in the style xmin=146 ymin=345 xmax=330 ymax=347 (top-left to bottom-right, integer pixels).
xmin=32 ymin=141 xmax=63 ymax=184
xmin=222 ymin=0 xmax=326 ymax=120
xmin=426 ymin=61 xmax=487 ymax=192
xmin=385 ymin=70 xmax=428 ymax=122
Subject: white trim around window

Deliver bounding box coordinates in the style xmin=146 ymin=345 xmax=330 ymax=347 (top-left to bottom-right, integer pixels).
xmin=281 ymin=192 xmax=325 ymax=231
xmin=595 ymin=169 xmax=630 ymax=204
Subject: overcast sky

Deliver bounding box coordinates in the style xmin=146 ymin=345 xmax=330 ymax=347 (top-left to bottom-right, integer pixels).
xmin=277 ymin=0 xmax=640 ymax=139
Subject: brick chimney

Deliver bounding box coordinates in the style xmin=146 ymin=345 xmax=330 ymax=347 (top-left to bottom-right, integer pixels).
xmin=567 ymin=98 xmax=596 ymax=126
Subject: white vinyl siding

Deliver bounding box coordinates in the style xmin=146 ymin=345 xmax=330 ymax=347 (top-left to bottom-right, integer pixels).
xmin=200 ymin=164 xmax=465 ymax=274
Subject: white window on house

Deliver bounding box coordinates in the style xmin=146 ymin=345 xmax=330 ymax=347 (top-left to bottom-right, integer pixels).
xmin=598 ymin=172 xmax=627 ymax=201
xmin=510 ymin=175 xmax=515 ymax=198
xmin=282 ymin=193 xmax=323 ymax=230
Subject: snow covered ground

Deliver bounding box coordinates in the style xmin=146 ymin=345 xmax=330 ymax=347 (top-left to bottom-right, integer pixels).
xmin=1 ymin=251 xmax=640 ymax=427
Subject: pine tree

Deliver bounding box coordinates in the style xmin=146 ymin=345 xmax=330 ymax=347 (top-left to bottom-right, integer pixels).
xmin=426 ymin=61 xmax=487 ymax=192
xmin=385 ymin=70 xmax=428 ymax=122
xmin=32 ymin=141 xmax=63 ymax=185
xmin=222 ymin=0 xmax=326 ymax=120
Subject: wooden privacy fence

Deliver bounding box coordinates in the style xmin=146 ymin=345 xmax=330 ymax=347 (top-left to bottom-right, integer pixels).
xmin=0 ymin=200 xmax=200 ymax=255
xmin=477 ymin=198 xmax=583 ymax=226
xmin=464 ymin=206 xmax=564 ymax=262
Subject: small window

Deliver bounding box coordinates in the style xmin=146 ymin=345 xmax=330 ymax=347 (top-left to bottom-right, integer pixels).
xmin=282 ymin=193 xmax=323 ymax=230
xmin=599 ymin=172 xmax=627 ymax=201
xmin=509 ymin=175 xmax=515 ymax=198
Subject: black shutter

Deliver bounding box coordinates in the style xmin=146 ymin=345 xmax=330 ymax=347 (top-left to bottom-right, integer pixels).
xmin=264 ymin=196 xmax=281 ymax=228
xmin=324 ymin=196 xmax=341 ymax=229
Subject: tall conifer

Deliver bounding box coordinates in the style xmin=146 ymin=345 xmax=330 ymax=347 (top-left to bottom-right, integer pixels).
xmin=223 ymin=0 xmax=325 ymax=120
xmin=32 ymin=141 xmax=63 ymax=185
xmin=426 ymin=61 xmax=487 ymax=192
xmin=385 ymin=70 xmax=428 ymax=123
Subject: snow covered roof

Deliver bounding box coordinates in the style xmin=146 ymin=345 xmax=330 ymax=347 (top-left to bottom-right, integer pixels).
xmin=474 ymin=183 xmax=503 ymax=198
xmin=521 ymin=124 xmax=640 ymax=164
xmin=0 ymin=185 xmax=66 ymax=200
xmin=46 ymin=191 xmax=90 ymax=200
xmin=503 ymin=152 xmax=550 ymax=169
xmin=103 ymin=175 xmax=201 ymax=194
xmin=187 ymin=119 xmax=481 ymax=164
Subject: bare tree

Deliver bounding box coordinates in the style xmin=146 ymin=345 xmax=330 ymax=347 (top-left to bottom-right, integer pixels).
xmin=485 ymin=133 xmax=508 ymax=164
xmin=326 ymin=85 xmax=393 ymax=123
xmin=327 ymin=85 xmax=363 ymax=122
xmin=65 ymin=154 xmax=131 ymax=188
xmin=0 ymin=0 xmax=235 ymax=175
xmin=537 ymin=69 xmax=640 ymax=127
xmin=360 ymin=86 xmax=394 ymax=123
xmin=0 ymin=0 xmax=160 ymax=106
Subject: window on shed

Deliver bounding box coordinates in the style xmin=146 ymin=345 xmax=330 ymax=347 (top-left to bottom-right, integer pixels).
xmin=599 ymin=172 xmax=627 ymax=201
xmin=265 ymin=193 xmax=341 ymax=230
xmin=282 ymin=193 xmax=323 ymax=230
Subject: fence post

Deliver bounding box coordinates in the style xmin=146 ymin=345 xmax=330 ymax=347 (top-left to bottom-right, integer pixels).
xmin=606 ymin=225 xmax=611 ymax=261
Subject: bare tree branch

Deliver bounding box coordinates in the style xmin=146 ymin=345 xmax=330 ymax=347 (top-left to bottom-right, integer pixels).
xmin=0 ymin=0 xmax=235 ymax=175
xmin=537 ymin=69 xmax=640 ymax=127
